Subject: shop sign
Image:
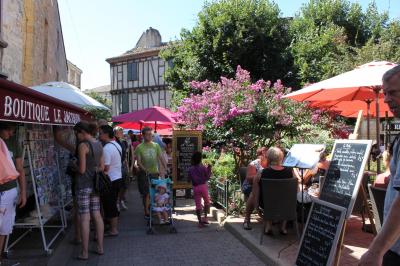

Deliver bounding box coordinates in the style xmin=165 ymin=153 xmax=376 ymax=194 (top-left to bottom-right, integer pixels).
xmin=1 ymin=92 xmax=90 ymax=125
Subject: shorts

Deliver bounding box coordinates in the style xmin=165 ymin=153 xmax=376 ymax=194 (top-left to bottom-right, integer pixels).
xmin=137 ymin=171 xmax=158 ymax=196
xmin=0 ymin=188 xmax=18 ymax=235
xmin=77 ymin=188 xmax=100 ymax=214
xmin=101 ymin=179 xmax=122 ymax=219
xmin=193 ymin=184 xmax=210 ymax=210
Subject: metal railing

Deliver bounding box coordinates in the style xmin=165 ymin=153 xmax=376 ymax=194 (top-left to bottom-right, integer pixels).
xmin=215 ymin=180 xmax=230 ymax=214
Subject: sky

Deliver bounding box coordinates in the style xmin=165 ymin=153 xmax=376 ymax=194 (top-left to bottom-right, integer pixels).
xmin=58 ymin=0 xmax=399 ymax=90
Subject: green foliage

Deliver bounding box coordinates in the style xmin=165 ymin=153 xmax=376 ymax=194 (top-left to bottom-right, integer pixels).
xmin=160 ymin=0 xmax=295 ymax=95
xmin=84 ymin=92 xmax=112 ymax=121
xmin=290 ymin=0 xmax=395 ymax=85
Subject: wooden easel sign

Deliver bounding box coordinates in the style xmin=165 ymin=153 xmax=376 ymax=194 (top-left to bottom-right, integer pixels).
xmin=319 ymin=139 xmax=372 ymax=218
xmin=295 ymin=199 xmax=346 ymax=266
xmin=172 ymin=130 xmax=202 ymax=189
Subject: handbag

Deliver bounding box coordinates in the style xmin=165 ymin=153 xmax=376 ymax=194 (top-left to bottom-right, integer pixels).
xmin=87 ymin=141 xmax=112 ymax=195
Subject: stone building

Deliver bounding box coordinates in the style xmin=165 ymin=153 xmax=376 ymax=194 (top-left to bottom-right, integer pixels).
xmin=106 ymin=27 xmax=171 ymax=116
xmin=0 ymin=0 xmax=68 ymax=86
xmin=85 ymin=85 xmax=111 ymax=102
xmin=67 ymin=60 xmax=82 ymax=89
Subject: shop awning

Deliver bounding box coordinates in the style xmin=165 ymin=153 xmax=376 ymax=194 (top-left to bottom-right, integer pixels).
xmin=0 ymin=78 xmax=93 ymax=126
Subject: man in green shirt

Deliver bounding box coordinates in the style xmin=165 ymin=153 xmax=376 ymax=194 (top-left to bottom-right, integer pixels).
xmin=135 ymin=127 xmax=166 ymax=218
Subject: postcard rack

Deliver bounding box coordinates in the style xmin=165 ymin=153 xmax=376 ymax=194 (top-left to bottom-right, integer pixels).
xmin=4 ymin=125 xmax=66 ymax=256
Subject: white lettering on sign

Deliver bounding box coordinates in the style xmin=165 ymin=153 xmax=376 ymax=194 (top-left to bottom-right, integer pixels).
xmin=4 ymin=96 xmax=12 ymax=117
xmin=2 ymin=95 xmax=83 ymax=124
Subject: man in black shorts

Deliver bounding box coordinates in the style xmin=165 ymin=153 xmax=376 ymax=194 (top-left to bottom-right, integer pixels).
xmin=135 ymin=127 xmax=166 ymax=219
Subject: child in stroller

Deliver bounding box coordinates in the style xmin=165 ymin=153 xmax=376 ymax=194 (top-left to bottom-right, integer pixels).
xmin=154 ymin=183 xmax=169 ymax=224
xmin=147 ymin=178 xmax=177 ymax=234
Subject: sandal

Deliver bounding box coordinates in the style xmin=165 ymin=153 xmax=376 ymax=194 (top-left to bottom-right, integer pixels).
xmin=243 ymin=221 xmax=252 ymax=230
xmin=264 ymin=230 xmax=273 ymax=236
xmin=76 ymin=255 xmax=88 ymax=260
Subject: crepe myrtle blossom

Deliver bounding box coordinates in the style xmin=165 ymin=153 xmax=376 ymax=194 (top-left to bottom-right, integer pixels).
xmin=176 ymin=66 xmax=336 ymax=140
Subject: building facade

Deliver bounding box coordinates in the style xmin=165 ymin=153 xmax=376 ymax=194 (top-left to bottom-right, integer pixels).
xmin=85 ymin=84 xmax=111 ymax=102
xmin=67 ymin=60 xmax=82 ymax=89
xmin=106 ymin=27 xmax=171 ymax=116
xmin=0 ymin=0 xmax=68 ymax=86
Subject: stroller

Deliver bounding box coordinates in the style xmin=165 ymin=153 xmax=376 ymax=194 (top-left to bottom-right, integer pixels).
xmin=147 ymin=177 xmax=177 ymax=234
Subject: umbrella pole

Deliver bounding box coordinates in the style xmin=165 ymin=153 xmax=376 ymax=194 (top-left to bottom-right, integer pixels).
xmin=375 ymin=89 xmax=381 ymax=174
xmin=366 ymin=100 xmax=371 ymax=171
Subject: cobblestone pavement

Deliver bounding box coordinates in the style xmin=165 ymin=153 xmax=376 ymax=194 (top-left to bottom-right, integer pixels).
xmin=47 ymin=182 xmax=265 ymax=266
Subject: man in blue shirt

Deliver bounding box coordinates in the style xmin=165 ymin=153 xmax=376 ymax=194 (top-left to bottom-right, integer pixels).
xmin=361 ymin=65 xmax=400 ymax=266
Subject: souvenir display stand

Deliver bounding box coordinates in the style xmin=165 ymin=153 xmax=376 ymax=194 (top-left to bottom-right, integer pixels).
xmin=0 ymin=78 xmax=92 ymax=255
xmin=5 ymin=125 xmax=66 ymax=255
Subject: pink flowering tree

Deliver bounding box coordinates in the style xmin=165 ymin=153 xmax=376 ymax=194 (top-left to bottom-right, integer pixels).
xmin=176 ymin=66 xmax=346 ymax=167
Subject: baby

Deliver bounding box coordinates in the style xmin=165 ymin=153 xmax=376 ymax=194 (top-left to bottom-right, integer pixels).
xmin=154 ymin=183 xmax=169 ymax=224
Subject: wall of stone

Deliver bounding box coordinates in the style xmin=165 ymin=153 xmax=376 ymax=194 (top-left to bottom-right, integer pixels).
xmin=1 ymin=0 xmax=68 ymax=86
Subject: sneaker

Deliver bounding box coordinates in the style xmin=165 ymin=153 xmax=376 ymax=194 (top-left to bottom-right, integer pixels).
xmin=120 ymin=201 xmax=128 ymax=210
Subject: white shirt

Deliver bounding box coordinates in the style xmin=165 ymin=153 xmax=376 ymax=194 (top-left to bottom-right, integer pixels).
xmin=103 ymin=140 xmax=122 ymax=181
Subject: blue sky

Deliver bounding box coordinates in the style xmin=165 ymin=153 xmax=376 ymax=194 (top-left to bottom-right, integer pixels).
xmin=58 ymin=0 xmax=399 ymax=90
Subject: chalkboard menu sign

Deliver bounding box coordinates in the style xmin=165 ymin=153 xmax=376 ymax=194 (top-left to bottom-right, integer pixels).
xmin=296 ymin=199 xmax=346 ymax=266
xmin=319 ymin=140 xmax=372 ymax=218
xmin=172 ymin=130 xmax=202 ymax=189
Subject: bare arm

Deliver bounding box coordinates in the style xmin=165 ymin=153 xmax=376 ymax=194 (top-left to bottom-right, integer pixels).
xmin=360 ymin=195 xmax=400 ymax=265
xmin=15 ymin=158 xmax=27 ymax=207
xmin=99 ymin=154 xmax=105 ymax=172
xmin=78 ymin=143 xmax=89 ymax=175
xmin=136 ymin=153 xmax=147 ymax=172
xmin=158 ymin=153 xmax=167 ymax=175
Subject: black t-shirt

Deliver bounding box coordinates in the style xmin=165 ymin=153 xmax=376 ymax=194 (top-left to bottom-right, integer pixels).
xmin=259 ymin=167 xmax=293 ymax=209
xmin=260 ymin=167 xmax=293 ymax=180
xmin=115 ymin=139 xmax=128 ymax=162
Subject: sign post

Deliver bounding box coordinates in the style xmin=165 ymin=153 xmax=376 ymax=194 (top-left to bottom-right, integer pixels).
xmin=172 ymin=130 xmax=202 ymax=204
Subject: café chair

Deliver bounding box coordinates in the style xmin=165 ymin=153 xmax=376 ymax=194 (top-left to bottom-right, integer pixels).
xmin=260 ymin=178 xmax=299 ymax=245
xmin=368 ymin=184 xmax=386 ymax=232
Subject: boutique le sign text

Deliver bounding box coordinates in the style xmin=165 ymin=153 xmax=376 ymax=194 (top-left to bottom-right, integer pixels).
xmin=2 ymin=95 xmax=82 ymax=125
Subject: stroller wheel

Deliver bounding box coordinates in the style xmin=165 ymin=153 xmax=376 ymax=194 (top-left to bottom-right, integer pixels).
xmin=169 ymin=227 xmax=178 ymax=234
xmin=146 ymin=228 xmax=154 ymax=235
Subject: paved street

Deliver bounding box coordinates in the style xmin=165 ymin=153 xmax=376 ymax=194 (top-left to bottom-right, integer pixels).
xmin=48 ymin=182 xmax=264 ymax=266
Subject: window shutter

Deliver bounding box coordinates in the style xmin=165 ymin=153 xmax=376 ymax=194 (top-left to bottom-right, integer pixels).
xmin=132 ymin=62 xmax=138 ymax=81
xmin=127 ymin=63 xmax=133 ymax=81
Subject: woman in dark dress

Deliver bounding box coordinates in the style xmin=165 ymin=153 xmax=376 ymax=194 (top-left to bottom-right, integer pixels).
xmin=259 ymin=147 xmax=293 ymax=235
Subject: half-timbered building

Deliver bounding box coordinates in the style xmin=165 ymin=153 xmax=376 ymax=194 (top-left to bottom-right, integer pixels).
xmin=106 ymin=27 xmax=171 ymax=116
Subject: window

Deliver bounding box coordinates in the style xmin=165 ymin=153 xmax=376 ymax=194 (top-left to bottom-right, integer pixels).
xmin=127 ymin=62 xmax=138 ymax=81
xmin=121 ymin=92 xmax=129 ymax=113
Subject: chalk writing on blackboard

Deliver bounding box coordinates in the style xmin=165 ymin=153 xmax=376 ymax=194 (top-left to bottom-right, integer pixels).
xmin=296 ymin=200 xmax=346 ymax=266
xmin=319 ymin=141 xmax=371 ymax=215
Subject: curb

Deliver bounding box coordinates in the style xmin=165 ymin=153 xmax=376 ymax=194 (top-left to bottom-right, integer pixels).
xmin=224 ymin=218 xmax=284 ymax=266
xmin=210 ymin=206 xmax=226 ymax=225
